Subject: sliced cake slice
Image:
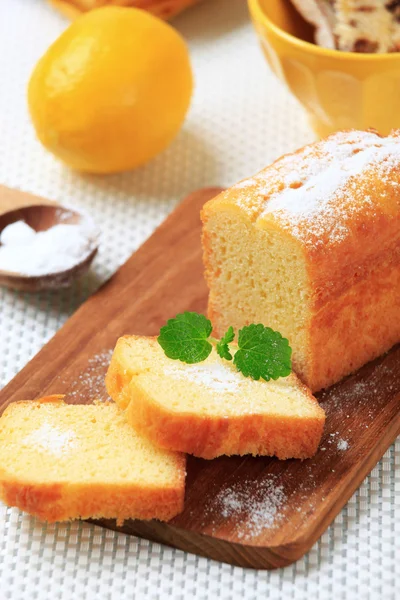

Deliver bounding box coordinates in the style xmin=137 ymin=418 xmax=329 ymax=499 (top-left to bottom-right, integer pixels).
xmin=0 ymin=397 xmax=186 ymax=523
xmin=106 ymin=336 xmax=325 ymax=460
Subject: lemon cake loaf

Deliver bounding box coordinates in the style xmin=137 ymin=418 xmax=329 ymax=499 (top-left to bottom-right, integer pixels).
xmin=106 ymin=336 xmax=325 ymax=460
xmin=0 ymin=397 xmax=185 ymax=523
xmin=201 ymin=129 xmax=400 ymax=392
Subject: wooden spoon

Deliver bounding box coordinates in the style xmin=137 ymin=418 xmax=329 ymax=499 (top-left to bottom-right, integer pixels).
xmin=0 ymin=184 xmax=98 ymax=292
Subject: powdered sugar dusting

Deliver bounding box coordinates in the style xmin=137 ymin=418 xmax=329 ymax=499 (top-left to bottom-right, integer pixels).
xmin=234 ymin=130 xmax=400 ymax=246
xmin=22 ymin=422 xmax=76 ymax=456
xmin=232 ymin=179 xmax=256 ymax=190
xmin=263 ymin=132 xmax=400 ymax=243
xmin=215 ymin=477 xmax=286 ymax=539
xmin=337 ymin=438 xmax=349 ymax=451
xmin=164 ymin=362 xmax=242 ymax=393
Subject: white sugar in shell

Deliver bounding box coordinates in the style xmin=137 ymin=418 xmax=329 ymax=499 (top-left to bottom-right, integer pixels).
xmin=0 ymin=220 xmax=36 ymax=245
xmin=0 ymin=219 xmax=97 ymax=276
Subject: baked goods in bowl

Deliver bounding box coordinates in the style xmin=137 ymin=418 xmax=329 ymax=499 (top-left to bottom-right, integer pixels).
xmin=105 ymin=335 xmax=325 ymax=459
xmin=202 ymin=129 xmax=400 ymax=392
xmin=248 ymin=0 xmax=400 ymax=135
xmin=290 ymin=0 xmax=400 ymax=53
xmin=0 ymin=397 xmax=185 ymax=523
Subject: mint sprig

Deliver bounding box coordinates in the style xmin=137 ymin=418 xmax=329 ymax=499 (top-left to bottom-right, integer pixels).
xmin=157 ymin=312 xmax=292 ymax=381
xmin=158 ymin=312 xmax=213 ymax=364
xmin=233 ymin=324 xmax=292 ymax=381
xmin=216 ymin=326 xmax=234 ymax=361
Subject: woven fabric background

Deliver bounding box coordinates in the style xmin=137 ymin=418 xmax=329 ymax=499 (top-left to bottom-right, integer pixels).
xmin=0 ymin=1 xmax=399 ymax=598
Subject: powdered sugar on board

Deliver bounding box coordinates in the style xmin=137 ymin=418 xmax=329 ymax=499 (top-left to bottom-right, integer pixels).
xmin=213 ymin=477 xmax=286 ymax=540
xmin=66 ymin=349 xmax=113 ymax=403
xmin=233 ymin=130 xmax=400 ymax=246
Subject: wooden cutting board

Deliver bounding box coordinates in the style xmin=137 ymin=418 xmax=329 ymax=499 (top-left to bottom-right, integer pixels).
xmin=1 ymin=187 xmax=400 ymax=570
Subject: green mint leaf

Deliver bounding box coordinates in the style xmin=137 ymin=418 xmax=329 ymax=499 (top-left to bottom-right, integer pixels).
xmin=233 ymin=324 xmax=292 ymax=381
xmin=216 ymin=326 xmax=235 ymax=361
xmin=158 ymin=311 xmax=213 ymax=364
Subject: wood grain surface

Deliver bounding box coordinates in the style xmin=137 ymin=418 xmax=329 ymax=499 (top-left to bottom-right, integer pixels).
xmin=1 ymin=187 xmax=400 ymax=569
xmin=0 ymin=184 xmax=57 ymax=215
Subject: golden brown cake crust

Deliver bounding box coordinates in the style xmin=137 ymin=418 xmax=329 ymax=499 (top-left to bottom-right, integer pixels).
xmin=202 ymin=129 xmax=400 ymax=391
xmin=0 ymin=477 xmax=183 ymax=524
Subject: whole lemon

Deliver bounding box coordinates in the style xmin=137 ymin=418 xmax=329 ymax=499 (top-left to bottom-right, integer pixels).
xmin=28 ymin=7 xmax=193 ymax=173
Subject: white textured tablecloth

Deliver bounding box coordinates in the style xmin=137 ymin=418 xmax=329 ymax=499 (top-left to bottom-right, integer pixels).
xmin=0 ymin=1 xmax=398 ymax=598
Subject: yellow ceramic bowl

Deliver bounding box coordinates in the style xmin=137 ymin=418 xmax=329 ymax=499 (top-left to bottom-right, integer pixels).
xmin=248 ymin=0 xmax=400 ymax=137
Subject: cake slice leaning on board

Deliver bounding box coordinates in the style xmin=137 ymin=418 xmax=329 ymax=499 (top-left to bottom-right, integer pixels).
xmin=105 ymin=336 xmax=325 ymax=460
xmin=0 ymin=397 xmax=186 ymax=523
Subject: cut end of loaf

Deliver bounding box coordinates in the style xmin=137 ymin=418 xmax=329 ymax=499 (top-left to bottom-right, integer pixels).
xmin=106 ymin=335 xmax=325 ymax=460
xmin=0 ymin=399 xmax=186 ymax=523
xmin=202 ymin=206 xmax=312 ymax=386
